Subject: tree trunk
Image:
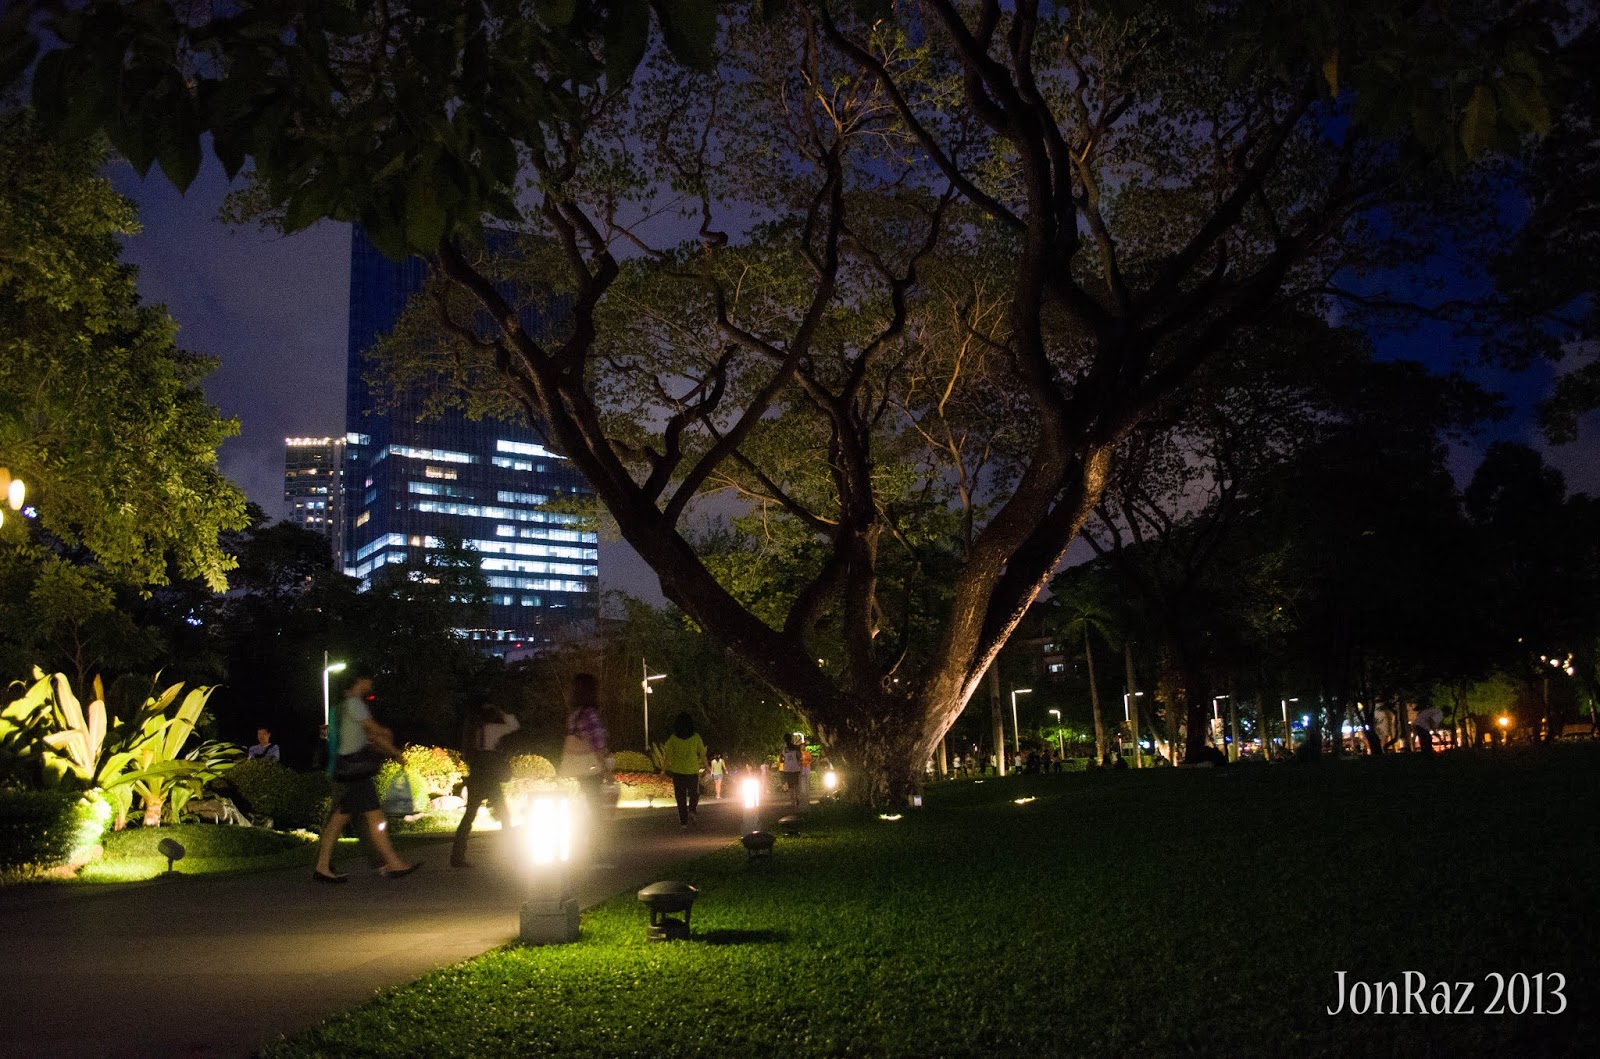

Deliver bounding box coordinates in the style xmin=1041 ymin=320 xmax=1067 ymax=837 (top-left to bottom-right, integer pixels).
xmin=1084 ymin=627 xmax=1106 ymax=764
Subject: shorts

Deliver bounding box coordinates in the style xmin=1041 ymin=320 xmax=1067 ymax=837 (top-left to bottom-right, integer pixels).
xmin=782 ymin=771 xmax=800 ymax=789
xmin=333 ymin=776 xmax=381 ymax=815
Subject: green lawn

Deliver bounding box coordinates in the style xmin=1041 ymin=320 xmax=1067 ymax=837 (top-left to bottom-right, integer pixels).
xmin=73 ymin=822 xmax=319 ymax=882
xmin=268 ymin=747 xmax=1600 ymax=1057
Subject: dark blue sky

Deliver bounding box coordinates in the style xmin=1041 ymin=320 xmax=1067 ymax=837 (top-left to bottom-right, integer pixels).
xmin=111 ymin=154 xmax=1598 ymax=600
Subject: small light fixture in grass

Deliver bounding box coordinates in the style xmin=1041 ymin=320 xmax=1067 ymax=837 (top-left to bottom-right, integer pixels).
xmin=1014 ymin=796 xmax=1036 ymax=805
xmin=878 ymin=813 xmax=902 ymax=822
xmin=741 ymin=830 xmax=776 ymax=859
xmin=777 ymin=815 xmax=801 ymax=837
xmin=823 ymin=769 xmax=838 ymax=792
xmin=637 ymin=880 xmax=698 ymax=941
xmin=741 ymin=777 xmax=762 ymax=810
xmin=157 ymin=837 xmax=185 ymax=877
xmin=518 ymin=796 xmax=578 ymax=945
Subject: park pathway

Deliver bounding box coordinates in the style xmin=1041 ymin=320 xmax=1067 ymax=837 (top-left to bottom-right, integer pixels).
xmin=0 ymin=798 xmax=756 ymax=1058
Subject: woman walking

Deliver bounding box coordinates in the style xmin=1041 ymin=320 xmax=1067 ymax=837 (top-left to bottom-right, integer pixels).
xmin=663 ymin=711 xmax=708 ymax=827
xmin=313 ymin=672 xmax=420 ymax=883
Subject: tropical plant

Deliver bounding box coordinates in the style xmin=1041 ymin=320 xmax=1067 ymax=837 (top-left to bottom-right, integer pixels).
xmin=611 ymin=750 xmax=654 ymax=774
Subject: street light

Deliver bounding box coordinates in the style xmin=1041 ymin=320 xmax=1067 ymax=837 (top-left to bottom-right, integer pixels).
xmin=1010 ymin=688 xmax=1032 ymax=758
xmin=518 ymin=795 xmax=577 ymax=944
xmin=1048 ymin=709 xmax=1064 ymax=758
xmin=1281 ymin=697 xmax=1299 ymax=754
xmin=322 ymin=654 xmax=348 ymax=727
xmin=1122 ymin=690 xmax=1145 ymax=767
xmin=641 ymin=659 xmax=667 ymax=749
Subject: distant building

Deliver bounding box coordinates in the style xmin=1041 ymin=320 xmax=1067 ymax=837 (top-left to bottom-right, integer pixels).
xmin=343 ymin=226 xmax=598 ymax=654
xmin=283 ymin=435 xmax=345 ymax=564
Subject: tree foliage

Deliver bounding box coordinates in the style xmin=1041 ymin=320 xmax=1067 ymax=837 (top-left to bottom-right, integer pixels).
xmin=8 ymin=1 xmax=1577 ymax=794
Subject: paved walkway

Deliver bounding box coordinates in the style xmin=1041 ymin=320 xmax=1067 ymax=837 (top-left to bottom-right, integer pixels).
xmin=0 ymin=799 xmax=761 ymax=1058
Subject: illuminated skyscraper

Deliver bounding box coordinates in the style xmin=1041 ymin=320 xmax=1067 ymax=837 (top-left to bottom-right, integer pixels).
xmin=283 ymin=435 xmax=345 ymax=564
xmin=343 ymin=226 xmax=598 ymax=652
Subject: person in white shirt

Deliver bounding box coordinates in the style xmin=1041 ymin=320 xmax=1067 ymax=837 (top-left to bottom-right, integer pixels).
xmin=451 ymin=701 xmax=521 ymax=868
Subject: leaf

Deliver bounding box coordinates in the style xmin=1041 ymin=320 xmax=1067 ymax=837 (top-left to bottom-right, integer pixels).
xmin=536 ymin=0 xmax=578 ymax=27
xmin=1496 ymin=76 xmax=1550 ymax=138
xmin=655 ymin=0 xmax=718 ymax=71
xmin=1459 ymin=83 xmax=1498 ymax=158
xmin=405 ymin=174 xmax=448 ymax=252
xmin=604 ymin=0 xmax=652 ymax=86
xmin=1321 ymin=49 xmax=1338 ymax=99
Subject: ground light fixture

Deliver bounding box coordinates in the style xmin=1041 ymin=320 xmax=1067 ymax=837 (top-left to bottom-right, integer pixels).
xmin=637 ymin=880 xmax=698 ymax=941
xmin=741 ymin=776 xmax=761 ymax=810
xmin=1014 ymin=796 xmax=1036 ymax=805
xmin=518 ymin=796 xmax=578 ymax=944
xmin=877 ymin=813 xmax=902 ymax=822
xmin=741 ymin=830 xmax=776 ymax=859
xmin=822 ymin=769 xmax=838 ymax=792
xmin=157 ymin=837 xmax=185 ymax=876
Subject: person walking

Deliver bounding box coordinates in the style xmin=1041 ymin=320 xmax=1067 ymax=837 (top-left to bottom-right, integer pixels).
xmin=663 ymin=712 xmax=708 ymax=827
xmin=450 ymin=701 xmax=520 ymax=868
xmin=312 ymin=672 xmax=420 ymax=883
xmin=780 ymin=734 xmax=802 ymax=807
xmin=559 ymin=673 xmax=612 ymax=861
xmin=710 ymin=754 xmax=726 ymax=799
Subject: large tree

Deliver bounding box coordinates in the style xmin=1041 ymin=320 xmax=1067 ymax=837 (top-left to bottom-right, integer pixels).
xmin=0 ymin=109 xmax=248 ymax=685
xmin=11 ymin=1 xmax=1569 ymax=798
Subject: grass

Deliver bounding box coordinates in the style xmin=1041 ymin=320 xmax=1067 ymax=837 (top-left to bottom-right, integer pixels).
xmin=267 ymin=747 xmax=1600 ymax=1057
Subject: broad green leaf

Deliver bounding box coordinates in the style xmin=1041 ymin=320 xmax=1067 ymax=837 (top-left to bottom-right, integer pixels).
xmin=656 ymin=0 xmax=718 ymax=71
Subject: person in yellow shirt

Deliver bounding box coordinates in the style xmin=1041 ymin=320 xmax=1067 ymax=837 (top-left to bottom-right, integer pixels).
xmin=663 ymin=712 xmax=709 ymax=827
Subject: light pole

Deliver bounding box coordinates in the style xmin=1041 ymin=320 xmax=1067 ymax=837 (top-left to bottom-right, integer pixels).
xmin=1048 ymin=709 xmax=1064 ymax=758
xmin=322 ymin=654 xmax=347 ymax=727
xmin=1122 ymin=690 xmax=1145 ymax=767
xmin=1010 ymin=688 xmax=1032 ymax=758
xmin=1280 ymin=697 xmax=1299 ymax=756
xmin=641 ymin=659 xmax=667 ymax=749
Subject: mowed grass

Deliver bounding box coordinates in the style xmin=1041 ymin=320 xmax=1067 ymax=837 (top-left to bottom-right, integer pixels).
xmin=268 ymin=747 xmax=1600 ymax=1057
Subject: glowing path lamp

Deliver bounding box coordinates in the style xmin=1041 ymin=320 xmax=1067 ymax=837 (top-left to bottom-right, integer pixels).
xmin=321 ymin=656 xmax=347 ymax=727
xmin=519 ymin=796 xmax=578 ymax=944
xmin=822 ymin=769 xmax=838 ymax=794
xmin=740 ymin=775 xmax=762 ymax=832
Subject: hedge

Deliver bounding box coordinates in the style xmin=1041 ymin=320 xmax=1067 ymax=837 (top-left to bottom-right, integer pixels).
xmin=0 ymin=788 xmax=112 ymax=874
xmin=226 ymin=760 xmax=332 ymax=830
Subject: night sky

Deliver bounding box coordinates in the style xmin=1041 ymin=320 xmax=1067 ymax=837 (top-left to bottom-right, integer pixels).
xmin=110 ymin=154 xmax=1598 ymax=602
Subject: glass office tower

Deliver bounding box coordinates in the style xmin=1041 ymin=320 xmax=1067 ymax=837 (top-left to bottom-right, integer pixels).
xmin=343 ymin=226 xmax=598 ymax=652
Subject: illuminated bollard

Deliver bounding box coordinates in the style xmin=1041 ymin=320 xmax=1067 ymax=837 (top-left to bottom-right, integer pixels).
xmin=519 ymin=796 xmax=579 ymax=945
xmin=740 ymin=775 xmax=762 ymax=832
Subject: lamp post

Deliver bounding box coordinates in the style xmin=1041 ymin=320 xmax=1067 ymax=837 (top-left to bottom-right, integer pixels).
xmin=641 ymin=660 xmax=667 ymax=749
xmin=1048 ymin=709 xmax=1064 ymax=758
xmin=518 ymin=795 xmax=578 ymax=944
xmin=322 ymin=654 xmax=347 ymax=727
xmin=1010 ymin=688 xmax=1032 ymax=758
xmin=1122 ymin=690 xmax=1145 ymax=767
xmin=1281 ymin=697 xmax=1299 ymax=756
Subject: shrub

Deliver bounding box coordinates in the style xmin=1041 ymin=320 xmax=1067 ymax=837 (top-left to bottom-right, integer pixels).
xmin=508 ymin=754 xmax=556 ymax=782
xmin=0 ymin=788 xmax=111 ymax=874
xmin=226 ymin=760 xmax=331 ymax=830
xmin=99 ymin=821 xmax=309 ymax=860
xmin=611 ymin=750 xmax=655 ymax=773
xmin=400 ymin=744 xmax=465 ymax=796
xmin=614 ymin=771 xmax=673 ymax=803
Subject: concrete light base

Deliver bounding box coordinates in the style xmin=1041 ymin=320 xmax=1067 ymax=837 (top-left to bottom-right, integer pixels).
xmin=520 ymin=897 xmax=579 ymax=945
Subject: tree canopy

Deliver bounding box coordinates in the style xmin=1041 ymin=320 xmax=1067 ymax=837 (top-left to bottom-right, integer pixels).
xmin=8 ymin=0 xmax=1586 ymax=796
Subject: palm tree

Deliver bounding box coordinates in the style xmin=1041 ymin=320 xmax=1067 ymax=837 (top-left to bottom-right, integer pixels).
xmin=1059 ymin=601 xmax=1119 ymax=765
